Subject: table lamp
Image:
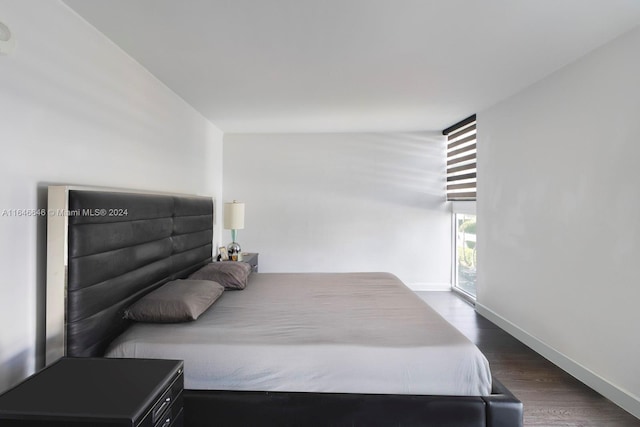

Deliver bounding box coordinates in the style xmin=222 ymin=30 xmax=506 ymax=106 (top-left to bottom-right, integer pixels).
xmin=224 ymin=200 xmax=245 ymax=261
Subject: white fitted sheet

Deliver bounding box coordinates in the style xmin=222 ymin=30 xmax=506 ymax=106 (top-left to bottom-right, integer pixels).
xmin=105 ymin=272 xmax=492 ymax=395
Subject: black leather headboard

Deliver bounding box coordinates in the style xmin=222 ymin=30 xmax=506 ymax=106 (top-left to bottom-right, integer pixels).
xmin=65 ymin=190 xmax=213 ymax=357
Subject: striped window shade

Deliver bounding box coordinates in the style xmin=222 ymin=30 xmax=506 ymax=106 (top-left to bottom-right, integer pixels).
xmin=443 ymin=114 xmax=476 ymax=201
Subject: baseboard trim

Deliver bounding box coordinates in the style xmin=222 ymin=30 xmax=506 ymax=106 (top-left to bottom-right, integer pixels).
xmin=407 ymin=282 xmax=451 ymax=292
xmin=476 ymin=303 xmax=640 ymax=420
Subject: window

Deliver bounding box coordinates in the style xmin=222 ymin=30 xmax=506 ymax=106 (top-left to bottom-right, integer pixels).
xmin=443 ymin=115 xmax=477 ymax=298
xmin=454 ymin=212 xmax=476 ymax=298
xmin=443 ymin=115 xmax=476 ymax=201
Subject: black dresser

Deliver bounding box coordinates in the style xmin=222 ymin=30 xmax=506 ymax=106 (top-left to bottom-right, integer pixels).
xmin=0 ymin=357 xmax=183 ymax=427
xmin=218 ymin=252 xmax=259 ymax=272
xmin=240 ymin=252 xmax=259 ymax=272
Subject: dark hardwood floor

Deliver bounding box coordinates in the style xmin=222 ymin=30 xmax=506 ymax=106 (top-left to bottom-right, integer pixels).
xmin=416 ymin=291 xmax=640 ymax=427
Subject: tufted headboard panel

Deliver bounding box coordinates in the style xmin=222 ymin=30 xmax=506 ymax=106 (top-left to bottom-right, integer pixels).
xmin=46 ymin=187 xmax=214 ymax=362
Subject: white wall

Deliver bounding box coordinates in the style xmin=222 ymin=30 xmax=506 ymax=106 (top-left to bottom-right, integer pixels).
xmin=0 ymin=1 xmax=223 ymax=391
xmin=477 ymin=25 xmax=640 ymax=417
xmin=223 ymin=132 xmax=451 ymax=288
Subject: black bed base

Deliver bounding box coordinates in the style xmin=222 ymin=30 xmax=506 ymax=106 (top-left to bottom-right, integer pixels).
xmin=183 ymin=378 xmax=522 ymax=427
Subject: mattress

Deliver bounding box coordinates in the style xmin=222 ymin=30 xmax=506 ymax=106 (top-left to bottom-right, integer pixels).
xmin=105 ymin=272 xmax=492 ymax=396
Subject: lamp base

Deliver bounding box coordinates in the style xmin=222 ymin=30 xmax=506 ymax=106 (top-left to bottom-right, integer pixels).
xmin=227 ymin=242 xmax=242 ymax=261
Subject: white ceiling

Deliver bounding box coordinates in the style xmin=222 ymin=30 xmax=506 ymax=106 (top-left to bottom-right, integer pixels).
xmin=62 ymin=0 xmax=640 ymax=133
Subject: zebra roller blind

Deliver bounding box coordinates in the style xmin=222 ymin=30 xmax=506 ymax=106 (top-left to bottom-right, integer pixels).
xmin=443 ymin=114 xmax=476 ymax=201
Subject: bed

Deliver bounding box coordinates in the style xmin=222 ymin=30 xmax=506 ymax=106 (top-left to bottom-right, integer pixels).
xmin=45 ymin=186 xmax=523 ymax=427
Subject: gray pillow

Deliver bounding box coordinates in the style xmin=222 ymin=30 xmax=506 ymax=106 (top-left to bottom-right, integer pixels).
xmin=124 ymin=279 xmax=224 ymax=323
xmin=188 ymin=262 xmax=251 ymax=290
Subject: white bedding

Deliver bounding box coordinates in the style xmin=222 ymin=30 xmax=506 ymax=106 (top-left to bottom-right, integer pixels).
xmin=105 ymin=272 xmax=492 ymax=395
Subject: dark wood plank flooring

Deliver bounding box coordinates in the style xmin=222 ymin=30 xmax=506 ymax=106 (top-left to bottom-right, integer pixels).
xmin=416 ymin=291 xmax=640 ymax=427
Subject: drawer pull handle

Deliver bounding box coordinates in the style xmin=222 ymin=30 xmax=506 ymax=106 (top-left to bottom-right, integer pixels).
xmin=161 ymin=417 xmax=171 ymax=427
xmin=153 ymin=396 xmax=171 ymax=422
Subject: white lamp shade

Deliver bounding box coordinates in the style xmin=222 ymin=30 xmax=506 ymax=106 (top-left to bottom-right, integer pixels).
xmin=223 ymin=201 xmax=245 ymax=230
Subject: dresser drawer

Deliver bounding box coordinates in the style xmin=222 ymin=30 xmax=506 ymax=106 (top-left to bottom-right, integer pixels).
xmin=155 ymin=399 xmax=183 ymax=427
xmin=241 ymin=253 xmax=258 ymax=272
xmin=140 ymin=372 xmax=184 ymax=427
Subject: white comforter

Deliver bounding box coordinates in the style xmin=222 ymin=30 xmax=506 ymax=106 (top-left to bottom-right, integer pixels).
xmin=105 ymin=272 xmax=492 ymax=395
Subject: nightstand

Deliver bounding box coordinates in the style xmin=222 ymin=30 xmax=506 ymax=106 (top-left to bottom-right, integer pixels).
xmin=240 ymin=252 xmax=259 ymax=272
xmin=0 ymin=357 xmax=184 ymax=427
